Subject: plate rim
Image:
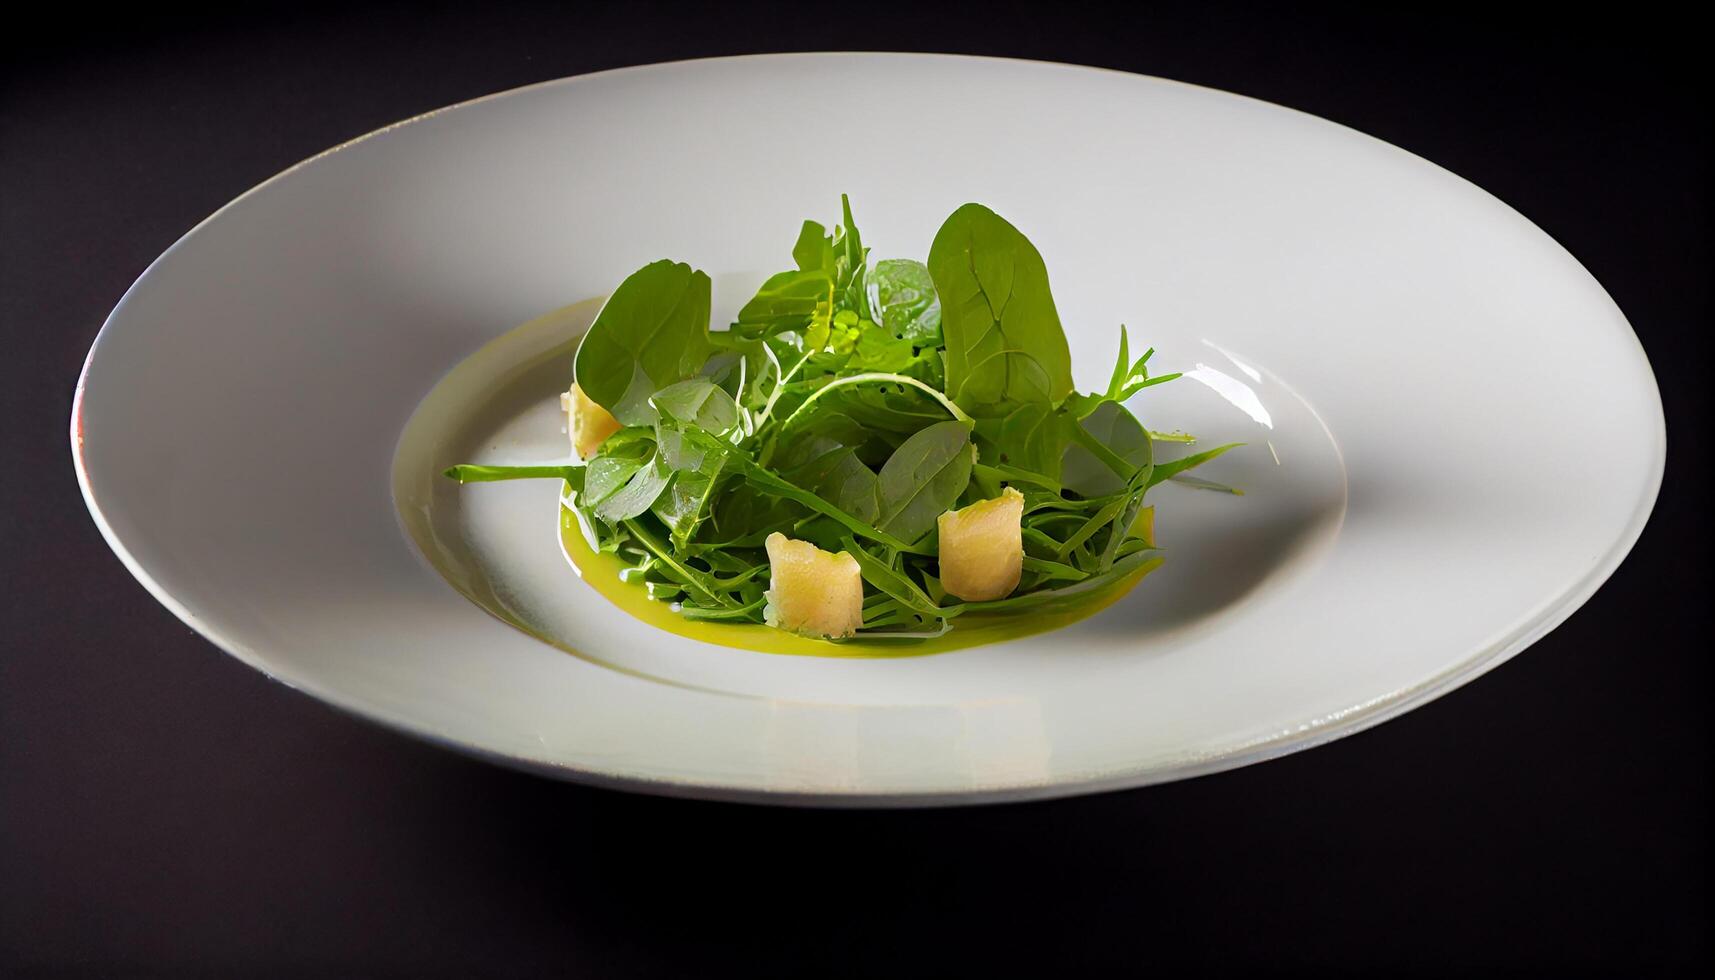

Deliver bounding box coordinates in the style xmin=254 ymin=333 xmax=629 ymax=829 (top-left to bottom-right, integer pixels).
xmin=69 ymin=52 xmax=1668 ymax=806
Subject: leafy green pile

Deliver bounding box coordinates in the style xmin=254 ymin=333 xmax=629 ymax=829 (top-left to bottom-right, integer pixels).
xmin=447 ymin=198 xmax=1237 ymax=640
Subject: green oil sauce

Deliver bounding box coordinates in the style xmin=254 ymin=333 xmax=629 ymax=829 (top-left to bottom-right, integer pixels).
xmin=558 ymin=506 xmax=1162 ymax=658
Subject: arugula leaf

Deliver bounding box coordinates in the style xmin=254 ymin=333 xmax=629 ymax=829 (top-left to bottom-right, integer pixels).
xmin=842 ymin=538 xmax=944 ymax=619
xmin=620 ymin=518 xmax=732 ymax=608
xmin=1168 ymin=473 xmax=1244 ymax=495
xmin=928 ymin=204 xmax=1073 ymax=417
xmin=947 ymin=548 xmax=1162 ymax=614
xmin=444 ymin=463 xmax=583 ymax=488
xmin=1061 ymin=400 xmax=1153 ymax=497
xmin=1148 ymin=443 xmax=1242 ymax=487
xmin=574 ymin=260 xmax=715 ymax=425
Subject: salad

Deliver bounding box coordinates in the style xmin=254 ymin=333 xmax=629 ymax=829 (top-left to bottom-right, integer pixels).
xmin=446 ymin=199 xmax=1237 ymax=641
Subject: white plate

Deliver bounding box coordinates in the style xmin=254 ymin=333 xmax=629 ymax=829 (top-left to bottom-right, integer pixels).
xmin=72 ymin=54 xmax=1664 ymax=805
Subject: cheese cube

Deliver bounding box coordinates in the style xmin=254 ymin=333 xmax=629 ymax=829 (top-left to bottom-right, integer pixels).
xmin=937 ymin=487 xmax=1024 ymax=602
xmin=763 ymin=533 xmax=863 ymax=639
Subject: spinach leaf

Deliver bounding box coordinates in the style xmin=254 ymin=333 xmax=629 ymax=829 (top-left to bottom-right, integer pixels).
xmin=592 ymin=453 xmax=672 ymax=523
xmin=710 ymin=481 xmax=805 ymax=545
xmin=583 ymin=447 xmax=651 ymax=509
xmin=788 ymin=195 xmax=865 ymax=296
xmin=652 ymin=378 xmax=740 ymax=435
xmin=783 ymin=445 xmax=880 ymax=525
xmin=1061 ymin=400 xmax=1153 ymax=497
xmin=574 ymin=260 xmax=715 ymax=425
xmin=927 ymin=204 xmax=1073 ymax=417
xmin=733 ymin=269 xmax=834 ymax=350
xmin=652 ymin=465 xmax=728 ymax=547
xmin=793 ymin=220 xmax=835 ymax=273
xmin=875 ymin=420 xmax=976 ymax=543
xmin=973 ymin=403 xmax=1073 ymax=482
xmin=866 ymin=258 xmax=942 ymax=346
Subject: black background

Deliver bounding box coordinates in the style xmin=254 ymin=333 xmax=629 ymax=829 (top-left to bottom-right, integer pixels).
xmin=3 ymin=2 xmax=1708 ymax=976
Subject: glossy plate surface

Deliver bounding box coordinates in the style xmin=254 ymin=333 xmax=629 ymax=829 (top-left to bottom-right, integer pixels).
xmin=73 ymin=54 xmax=1664 ymax=805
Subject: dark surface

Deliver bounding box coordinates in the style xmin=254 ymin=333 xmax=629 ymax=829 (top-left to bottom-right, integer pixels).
xmin=2 ymin=3 xmax=1707 ymax=976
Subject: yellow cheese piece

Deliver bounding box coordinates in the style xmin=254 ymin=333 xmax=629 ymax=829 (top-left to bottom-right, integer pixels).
xmin=763 ymin=533 xmax=863 ymax=639
xmin=561 ymin=383 xmax=622 ymax=460
xmin=937 ymin=487 xmax=1024 ymax=602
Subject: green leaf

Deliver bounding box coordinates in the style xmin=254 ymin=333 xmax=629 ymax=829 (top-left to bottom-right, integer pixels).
xmin=1169 ymin=473 xmax=1244 ymax=495
xmin=866 ymin=258 xmax=943 ymax=346
xmin=1021 ymin=555 xmax=1088 ymax=582
xmin=620 ymin=518 xmax=731 ymax=608
xmin=443 ymin=463 xmax=583 ymax=489
xmin=842 ymin=539 xmax=944 ymax=619
xmin=651 ymin=440 xmax=729 ymax=547
xmin=574 ymin=260 xmax=715 ymax=425
xmin=839 ymin=194 xmax=864 ymax=278
xmin=1148 ymin=443 xmax=1242 ymax=488
xmin=782 ymin=445 xmax=880 ymax=525
xmin=584 ymin=451 xmax=650 ymax=509
xmin=651 ymin=378 xmax=740 ymax=435
xmin=793 ymin=220 xmax=835 ymax=273
xmin=947 ymin=549 xmax=1162 ymax=614
xmin=973 ymin=402 xmax=1073 ymax=482
xmin=709 ymin=481 xmax=805 ymax=545
xmin=1061 ymin=400 xmax=1153 ymax=497
xmin=875 ymin=420 xmax=976 ymax=543
xmin=680 ymin=427 xmax=921 ymax=552
xmin=733 ymin=269 xmax=835 ymax=350
xmin=927 ymin=204 xmax=1073 ymax=417
xmin=1106 ymin=324 xmax=1133 ymax=400
xmin=592 ymin=453 xmax=672 ymax=523
xmin=775 ymin=372 xmax=971 ymax=441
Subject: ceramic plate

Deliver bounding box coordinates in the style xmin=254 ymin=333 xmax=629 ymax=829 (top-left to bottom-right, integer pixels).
xmin=72 ymin=54 xmax=1664 ymax=805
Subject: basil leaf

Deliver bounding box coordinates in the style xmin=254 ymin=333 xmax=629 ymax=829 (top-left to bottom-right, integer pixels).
xmin=927 ymin=204 xmax=1073 ymax=417
xmin=574 ymin=260 xmax=715 ymax=425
